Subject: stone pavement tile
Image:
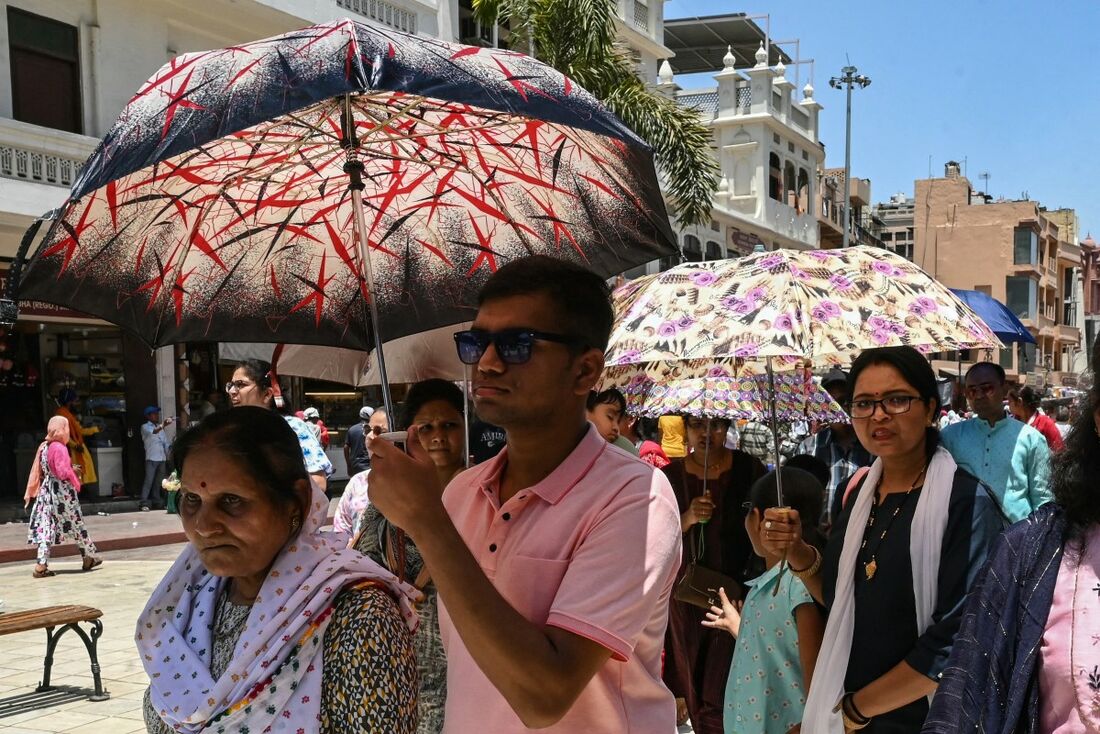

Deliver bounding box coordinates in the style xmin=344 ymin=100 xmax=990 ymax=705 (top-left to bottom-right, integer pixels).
xmin=92 ymin=681 xmax=143 ymax=697
xmin=66 ymin=698 xmax=141 ymax=718
xmin=63 ymin=717 xmax=147 ymax=734
xmin=0 ymin=727 xmax=61 ymax=734
xmin=0 ymin=709 xmax=106 ymax=731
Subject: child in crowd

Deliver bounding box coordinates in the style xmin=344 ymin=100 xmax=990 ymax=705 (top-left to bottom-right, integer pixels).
xmin=587 ymin=389 xmax=638 ymax=455
xmin=702 ymin=468 xmax=826 ymax=734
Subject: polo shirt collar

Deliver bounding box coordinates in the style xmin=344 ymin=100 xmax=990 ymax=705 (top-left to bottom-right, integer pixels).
xmin=479 ymin=423 xmax=607 ymax=506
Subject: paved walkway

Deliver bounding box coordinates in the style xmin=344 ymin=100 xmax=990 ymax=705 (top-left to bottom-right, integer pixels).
xmin=0 ymin=543 xmax=184 ymax=733
xmin=0 ymin=499 xmax=341 ymax=564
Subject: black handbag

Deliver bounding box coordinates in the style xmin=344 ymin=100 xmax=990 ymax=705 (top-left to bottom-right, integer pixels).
xmin=673 ymin=525 xmax=742 ymax=609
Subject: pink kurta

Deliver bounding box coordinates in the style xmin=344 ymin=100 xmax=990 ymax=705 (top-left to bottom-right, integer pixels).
xmin=1039 ymin=524 xmax=1100 ymax=734
xmin=438 ymin=425 xmax=682 ymax=733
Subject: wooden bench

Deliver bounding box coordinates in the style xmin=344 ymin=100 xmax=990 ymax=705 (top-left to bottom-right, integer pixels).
xmin=0 ymin=605 xmax=109 ymax=701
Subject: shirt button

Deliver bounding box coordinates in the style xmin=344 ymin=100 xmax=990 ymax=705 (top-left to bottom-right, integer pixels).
xmin=489 ymin=543 xmax=498 ymax=552
xmin=502 ymin=513 xmax=511 ymax=521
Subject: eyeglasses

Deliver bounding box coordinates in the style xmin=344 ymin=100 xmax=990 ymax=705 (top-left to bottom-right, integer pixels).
xmin=224 ymin=380 xmax=255 ymax=394
xmin=850 ymin=395 xmax=922 ymax=419
xmin=453 ymin=328 xmax=585 ymax=366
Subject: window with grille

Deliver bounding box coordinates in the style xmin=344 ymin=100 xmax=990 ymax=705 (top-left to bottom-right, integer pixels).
xmin=7 ymin=8 xmax=82 ymax=133
xmin=632 ymin=0 xmax=648 ymax=30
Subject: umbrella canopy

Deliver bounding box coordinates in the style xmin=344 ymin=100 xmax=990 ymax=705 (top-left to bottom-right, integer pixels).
xmin=949 ymin=289 xmax=1036 ymax=345
xmin=605 ymin=246 xmax=1002 ymax=368
xmin=13 ymin=18 xmax=676 ymax=350
xmin=601 ymin=359 xmax=849 ymax=422
xmin=221 ymin=323 xmax=468 ymax=386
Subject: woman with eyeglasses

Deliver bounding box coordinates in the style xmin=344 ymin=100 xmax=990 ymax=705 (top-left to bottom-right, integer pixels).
xmin=760 ymin=346 xmax=1004 ymax=733
xmin=226 ymin=359 xmax=333 ymax=492
xmin=661 ymin=415 xmax=767 ymax=734
xmin=922 ymin=346 xmax=1100 ymax=733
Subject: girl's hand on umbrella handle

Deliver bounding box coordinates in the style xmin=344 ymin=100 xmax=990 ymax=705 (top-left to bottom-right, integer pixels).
xmin=761 ymin=507 xmax=811 ymax=565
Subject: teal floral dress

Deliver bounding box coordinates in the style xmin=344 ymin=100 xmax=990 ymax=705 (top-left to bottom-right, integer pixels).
xmin=724 ymin=563 xmax=815 ymax=733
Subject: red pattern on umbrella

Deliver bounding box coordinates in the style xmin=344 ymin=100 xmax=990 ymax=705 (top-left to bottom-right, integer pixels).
xmin=17 ymin=20 xmax=674 ymax=349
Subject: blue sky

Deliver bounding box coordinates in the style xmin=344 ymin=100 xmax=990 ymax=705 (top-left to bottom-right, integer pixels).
xmin=665 ymin=0 xmax=1100 ymax=238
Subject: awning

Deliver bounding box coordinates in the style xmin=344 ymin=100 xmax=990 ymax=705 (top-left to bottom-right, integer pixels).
xmin=663 ymin=14 xmax=791 ymax=75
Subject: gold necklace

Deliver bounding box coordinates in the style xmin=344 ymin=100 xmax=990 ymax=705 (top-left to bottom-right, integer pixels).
xmin=859 ymin=464 xmax=927 ymax=581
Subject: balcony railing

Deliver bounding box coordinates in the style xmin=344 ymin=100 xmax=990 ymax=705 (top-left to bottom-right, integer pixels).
xmin=337 ymin=0 xmax=418 ymax=33
xmin=0 ymin=118 xmax=95 ymax=189
xmin=736 ymin=86 xmax=752 ymax=115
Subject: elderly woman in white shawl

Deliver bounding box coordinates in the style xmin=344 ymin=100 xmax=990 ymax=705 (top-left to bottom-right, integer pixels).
xmin=761 ymin=346 xmax=1004 ymax=733
xmin=137 ymin=406 xmax=420 ymax=734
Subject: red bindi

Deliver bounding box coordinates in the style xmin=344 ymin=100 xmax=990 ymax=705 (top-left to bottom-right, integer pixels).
xmin=200 ymin=481 xmax=207 ymax=488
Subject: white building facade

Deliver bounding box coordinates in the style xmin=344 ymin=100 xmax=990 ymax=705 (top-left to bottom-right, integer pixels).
xmin=636 ymin=20 xmax=824 ymax=276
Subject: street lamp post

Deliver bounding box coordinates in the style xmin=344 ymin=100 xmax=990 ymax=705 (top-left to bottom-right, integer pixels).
xmin=829 ymin=65 xmax=870 ymax=248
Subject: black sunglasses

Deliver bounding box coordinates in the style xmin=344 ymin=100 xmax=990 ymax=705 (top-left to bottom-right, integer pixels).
xmin=453 ymin=328 xmax=585 ymax=365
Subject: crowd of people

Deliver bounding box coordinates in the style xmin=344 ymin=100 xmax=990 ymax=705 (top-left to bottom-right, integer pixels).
xmin=20 ymin=254 xmax=1100 ymax=733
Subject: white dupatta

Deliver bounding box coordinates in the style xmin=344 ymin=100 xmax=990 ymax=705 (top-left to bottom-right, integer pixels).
xmin=802 ymin=446 xmax=956 ymax=734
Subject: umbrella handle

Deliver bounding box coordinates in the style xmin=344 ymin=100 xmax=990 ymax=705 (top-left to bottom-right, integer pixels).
xmin=771 ymin=505 xmax=790 ymax=597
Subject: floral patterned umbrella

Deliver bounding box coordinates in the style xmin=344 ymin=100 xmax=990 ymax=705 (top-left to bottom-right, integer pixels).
xmin=605 ymin=246 xmax=1001 ymax=368
xmin=601 ymin=358 xmax=848 ymax=423
xmin=604 ymin=246 xmax=999 ymax=521
xmin=11 ymin=18 xmax=675 ymax=354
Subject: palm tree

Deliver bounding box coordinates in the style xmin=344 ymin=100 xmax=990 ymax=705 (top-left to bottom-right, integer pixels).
xmin=471 ymin=0 xmax=718 ymax=227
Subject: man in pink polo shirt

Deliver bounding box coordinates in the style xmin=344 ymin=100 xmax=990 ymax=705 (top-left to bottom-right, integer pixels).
xmin=369 ymin=256 xmax=682 ymax=732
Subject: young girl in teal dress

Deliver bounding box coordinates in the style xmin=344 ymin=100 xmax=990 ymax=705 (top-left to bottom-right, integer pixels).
xmin=702 ymin=468 xmax=826 ymax=734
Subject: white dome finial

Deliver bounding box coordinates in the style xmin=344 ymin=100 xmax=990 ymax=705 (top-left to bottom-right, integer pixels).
xmin=802 ymin=81 xmax=814 ymax=100
xmin=658 ymin=59 xmax=674 ymax=85
xmin=754 ymin=42 xmax=768 ymax=67
xmin=722 ymin=46 xmax=737 ymax=70
xmin=774 ymin=58 xmax=786 ymax=79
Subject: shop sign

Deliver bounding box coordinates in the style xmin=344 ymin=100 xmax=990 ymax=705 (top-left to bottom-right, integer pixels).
xmin=1024 ymin=373 xmax=1046 ymax=388
xmin=0 ymin=262 xmax=90 ymax=320
xmin=1062 ymin=375 xmax=1079 ymax=387
xmin=727 ymin=225 xmax=765 ymax=257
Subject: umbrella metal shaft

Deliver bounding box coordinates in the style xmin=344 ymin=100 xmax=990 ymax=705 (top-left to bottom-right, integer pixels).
xmin=349 ymin=183 xmax=396 ymax=421
xmin=767 ymin=358 xmax=789 ymax=596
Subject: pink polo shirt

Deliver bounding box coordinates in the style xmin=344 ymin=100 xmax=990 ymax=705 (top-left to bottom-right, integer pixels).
xmin=438 ymin=424 xmax=682 ymax=733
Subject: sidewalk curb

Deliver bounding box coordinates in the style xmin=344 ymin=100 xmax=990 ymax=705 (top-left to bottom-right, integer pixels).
xmin=0 ymin=530 xmax=188 ymax=565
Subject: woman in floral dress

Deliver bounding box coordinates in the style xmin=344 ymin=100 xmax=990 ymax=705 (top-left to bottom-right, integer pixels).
xmin=25 ymin=416 xmax=102 ymax=578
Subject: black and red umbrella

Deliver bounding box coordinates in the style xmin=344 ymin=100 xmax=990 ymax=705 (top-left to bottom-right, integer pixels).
xmin=10 ymin=18 xmax=676 ymax=411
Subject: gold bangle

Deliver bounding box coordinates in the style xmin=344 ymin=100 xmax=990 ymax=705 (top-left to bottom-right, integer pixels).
xmin=790 ymin=546 xmax=822 ymax=579
xmin=833 ymin=695 xmax=870 ymax=730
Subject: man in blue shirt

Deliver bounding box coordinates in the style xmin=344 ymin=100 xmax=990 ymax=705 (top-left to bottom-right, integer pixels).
xmin=139 ymin=405 xmax=173 ymax=511
xmin=940 ymin=362 xmax=1052 ymax=522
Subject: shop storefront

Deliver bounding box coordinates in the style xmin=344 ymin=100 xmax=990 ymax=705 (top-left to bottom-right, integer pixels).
xmin=0 ymin=260 xmax=161 ymax=504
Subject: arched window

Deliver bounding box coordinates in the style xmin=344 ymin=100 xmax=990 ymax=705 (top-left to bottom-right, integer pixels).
xmin=769 ymin=153 xmax=782 ymax=201
xmin=784 ymin=161 xmax=797 ymax=208
xmin=683 ymin=234 xmax=702 ymax=262
xmin=705 ymin=241 xmax=722 ymax=261
xmin=797 ymin=168 xmax=810 ymax=215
